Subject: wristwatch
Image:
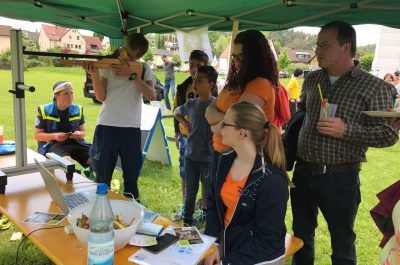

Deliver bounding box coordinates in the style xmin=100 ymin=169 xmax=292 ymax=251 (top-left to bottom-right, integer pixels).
xmin=129 ymin=72 xmax=137 ymax=81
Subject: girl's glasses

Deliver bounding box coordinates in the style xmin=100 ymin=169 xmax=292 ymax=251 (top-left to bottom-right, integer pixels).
xmin=230 ymin=54 xmax=243 ymax=62
xmin=221 ymin=121 xmax=239 ymax=128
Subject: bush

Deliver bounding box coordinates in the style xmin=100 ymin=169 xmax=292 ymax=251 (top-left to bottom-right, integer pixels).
xmin=286 ymin=63 xmax=309 ymax=76
xmin=360 ymin=53 xmax=374 ymax=71
xmin=0 ymin=49 xmax=11 ymax=69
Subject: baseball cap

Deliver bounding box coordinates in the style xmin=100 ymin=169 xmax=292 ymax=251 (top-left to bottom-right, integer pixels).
xmin=53 ymin=81 xmax=73 ymax=95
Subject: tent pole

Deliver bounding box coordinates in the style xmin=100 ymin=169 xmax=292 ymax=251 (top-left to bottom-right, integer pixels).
xmin=228 ymin=21 xmax=239 ymax=66
xmin=10 ymin=30 xmax=28 ymax=169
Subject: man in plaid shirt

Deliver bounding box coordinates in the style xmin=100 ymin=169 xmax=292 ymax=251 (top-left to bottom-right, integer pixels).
xmin=291 ymin=21 xmax=399 ymax=265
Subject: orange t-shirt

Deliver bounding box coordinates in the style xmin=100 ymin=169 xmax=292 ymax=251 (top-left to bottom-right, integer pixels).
xmin=213 ymin=77 xmax=275 ymax=152
xmin=221 ymin=171 xmax=249 ymax=227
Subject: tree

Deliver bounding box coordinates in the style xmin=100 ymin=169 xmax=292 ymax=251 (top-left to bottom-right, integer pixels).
xmin=93 ymin=32 xmax=104 ymax=41
xmin=360 ymin=53 xmax=374 ymax=71
xmin=273 ymin=41 xmax=282 ymax=55
xmin=0 ymin=49 xmax=11 ymax=69
xmin=357 ymin=44 xmax=376 ymax=57
xmin=143 ymin=49 xmax=154 ymax=62
xmin=156 ymin=34 xmax=165 ymax=49
xmin=278 ymin=49 xmax=291 ymax=70
xmin=172 ymin=53 xmax=180 ymax=63
xmin=22 ymin=34 xmax=38 ymax=51
xmin=214 ymin=35 xmax=229 ymax=58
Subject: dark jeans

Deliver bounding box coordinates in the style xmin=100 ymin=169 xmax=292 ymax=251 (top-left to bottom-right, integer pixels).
xmin=183 ymin=157 xmax=211 ymax=223
xmin=178 ymin=135 xmax=187 ymax=179
xmin=90 ymin=125 xmax=142 ymax=199
xmin=164 ymin=78 xmax=176 ymax=110
xmin=289 ymin=100 xmax=297 ymax=118
xmin=291 ymin=161 xmax=361 ymax=265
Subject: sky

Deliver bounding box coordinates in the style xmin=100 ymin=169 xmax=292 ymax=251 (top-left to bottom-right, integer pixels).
xmin=0 ymin=17 xmax=381 ymax=46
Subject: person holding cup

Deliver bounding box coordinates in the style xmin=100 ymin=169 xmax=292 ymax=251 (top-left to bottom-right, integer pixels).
xmin=291 ymin=21 xmax=399 ymax=265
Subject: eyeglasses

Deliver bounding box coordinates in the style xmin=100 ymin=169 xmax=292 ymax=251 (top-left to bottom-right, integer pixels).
xmin=221 ymin=121 xmax=240 ymax=128
xmin=230 ymin=54 xmax=243 ymax=62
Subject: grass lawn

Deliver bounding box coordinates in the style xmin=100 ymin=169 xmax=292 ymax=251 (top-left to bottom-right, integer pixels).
xmin=0 ymin=67 xmax=399 ymax=264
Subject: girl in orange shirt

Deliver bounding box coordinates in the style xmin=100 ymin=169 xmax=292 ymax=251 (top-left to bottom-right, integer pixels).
xmin=205 ymin=29 xmax=278 ymax=189
xmin=204 ymin=102 xmax=290 ymax=265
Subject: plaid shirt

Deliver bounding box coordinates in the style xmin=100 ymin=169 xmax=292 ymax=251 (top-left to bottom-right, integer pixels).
xmin=297 ymin=63 xmax=399 ymax=165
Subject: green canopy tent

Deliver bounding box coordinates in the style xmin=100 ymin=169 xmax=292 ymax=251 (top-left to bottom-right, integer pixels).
xmin=0 ymin=0 xmax=400 ymax=38
xmin=1 ymin=0 xmax=400 ymax=180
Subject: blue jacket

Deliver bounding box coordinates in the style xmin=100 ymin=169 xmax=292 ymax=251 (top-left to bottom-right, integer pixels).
xmin=37 ymin=101 xmax=87 ymax=155
xmin=204 ymin=150 xmax=288 ymax=265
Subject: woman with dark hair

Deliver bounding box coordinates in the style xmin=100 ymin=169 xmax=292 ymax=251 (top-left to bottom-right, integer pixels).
xmin=205 ymin=29 xmax=279 ymax=187
xmin=383 ymin=73 xmax=398 ymax=107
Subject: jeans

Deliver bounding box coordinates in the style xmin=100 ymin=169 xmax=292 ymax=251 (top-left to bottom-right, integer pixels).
xmin=289 ymin=100 xmax=297 ymax=118
xmin=184 ymin=157 xmax=211 ymax=223
xmin=291 ymin=161 xmax=361 ymax=265
xmin=90 ymin=125 xmax=142 ymax=199
xmin=164 ymin=78 xmax=176 ymax=110
xmin=178 ymin=135 xmax=187 ymax=179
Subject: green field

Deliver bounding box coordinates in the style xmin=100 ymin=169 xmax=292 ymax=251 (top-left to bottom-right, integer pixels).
xmin=0 ymin=67 xmax=398 ymax=264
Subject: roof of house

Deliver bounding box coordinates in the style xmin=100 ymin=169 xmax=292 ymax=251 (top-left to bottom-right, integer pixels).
xmin=220 ymin=45 xmax=230 ymax=59
xmin=42 ymin=24 xmax=69 ymax=41
xmin=84 ymin=36 xmax=102 ymax=50
xmin=287 ymin=49 xmax=315 ymax=64
xmin=0 ymin=25 xmax=12 ymax=36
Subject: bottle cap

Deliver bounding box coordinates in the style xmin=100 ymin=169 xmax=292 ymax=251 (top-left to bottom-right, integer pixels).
xmin=96 ymin=183 xmax=108 ymax=194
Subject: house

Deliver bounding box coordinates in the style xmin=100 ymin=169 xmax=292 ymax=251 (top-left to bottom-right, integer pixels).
xmin=84 ymin=36 xmax=103 ymax=54
xmin=287 ymin=49 xmax=315 ymax=64
xmin=38 ymin=24 xmax=102 ymax=54
xmin=60 ymin=28 xmax=86 ymax=53
xmin=38 ymin=24 xmax=69 ymax=51
xmin=22 ymin=30 xmax=39 ymax=46
xmin=307 ymin=55 xmax=320 ymax=71
xmin=152 ymin=48 xmax=177 ymax=66
xmin=0 ymin=25 xmax=12 ymax=52
xmin=217 ymin=45 xmax=230 ymax=75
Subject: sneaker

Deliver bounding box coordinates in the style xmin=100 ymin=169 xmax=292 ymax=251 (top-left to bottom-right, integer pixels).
xmin=194 ymin=209 xmax=207 ymax=224
xmin=172 ymin=205 xmax=185 ymax=221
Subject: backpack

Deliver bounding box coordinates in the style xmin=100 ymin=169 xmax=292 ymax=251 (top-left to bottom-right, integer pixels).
xmin=281 ymin=109 xmax=305 ymax=171
xmin=271 ymin=82 xmax=291 ymax=128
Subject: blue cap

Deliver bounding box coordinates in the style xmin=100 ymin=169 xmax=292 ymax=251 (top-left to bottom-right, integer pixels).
xmin=96 ymin=183 xmax=108 ymax=194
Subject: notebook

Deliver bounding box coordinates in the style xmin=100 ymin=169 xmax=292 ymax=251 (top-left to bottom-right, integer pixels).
xmin=34 ymin=158 xmax=96 ymax=214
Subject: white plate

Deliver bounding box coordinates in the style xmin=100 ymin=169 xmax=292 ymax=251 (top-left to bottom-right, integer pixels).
xmin=362 ymin=111 xmax=400 ymax=118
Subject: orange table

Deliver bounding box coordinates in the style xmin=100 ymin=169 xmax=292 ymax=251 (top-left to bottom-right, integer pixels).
xmin=0 ymin=170 xmax=147 ymax=265
xmin=0 ymin=160 xmax=302 ymax=264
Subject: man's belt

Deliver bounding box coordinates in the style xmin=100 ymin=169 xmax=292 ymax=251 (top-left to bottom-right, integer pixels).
xmin=299 ymin=159 xmax=361 ymax=174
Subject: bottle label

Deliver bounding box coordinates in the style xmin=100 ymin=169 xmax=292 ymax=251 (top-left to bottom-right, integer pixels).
xmin=88 ymin=240 xmax=114 ymax=265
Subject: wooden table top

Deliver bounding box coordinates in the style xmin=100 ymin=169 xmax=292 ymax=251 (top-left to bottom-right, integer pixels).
xmin=0 ymin=151 xmax=303 ymax=264
xmin=0 ymin=169 xmax=146 ymax=265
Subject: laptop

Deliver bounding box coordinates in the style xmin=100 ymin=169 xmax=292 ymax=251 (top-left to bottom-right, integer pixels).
xmin=34 ymin=158 xmax=96 ymax=214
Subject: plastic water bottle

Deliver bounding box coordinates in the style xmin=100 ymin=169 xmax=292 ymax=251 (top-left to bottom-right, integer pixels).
xmin=87 ymin=183 xmax=114 ymax=265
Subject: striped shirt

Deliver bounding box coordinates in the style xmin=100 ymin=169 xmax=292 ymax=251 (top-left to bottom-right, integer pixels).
xmin=297 ymin=62 xmax=398 ymax=165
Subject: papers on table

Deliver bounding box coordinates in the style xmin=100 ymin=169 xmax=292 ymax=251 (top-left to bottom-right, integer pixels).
xmin=23 ymin=212 xmax=66 ymax=225
xmin=173 ymin=226 xmax=203 ymax=246
xmin=362 ymin=111 xmax=400 ymax=118
xmin=128 ymin=233 xmax=216 ymax=265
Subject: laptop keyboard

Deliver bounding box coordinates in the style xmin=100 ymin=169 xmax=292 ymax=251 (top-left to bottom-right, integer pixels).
xmin=64 ymin=193 xmax=89 ymax=209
